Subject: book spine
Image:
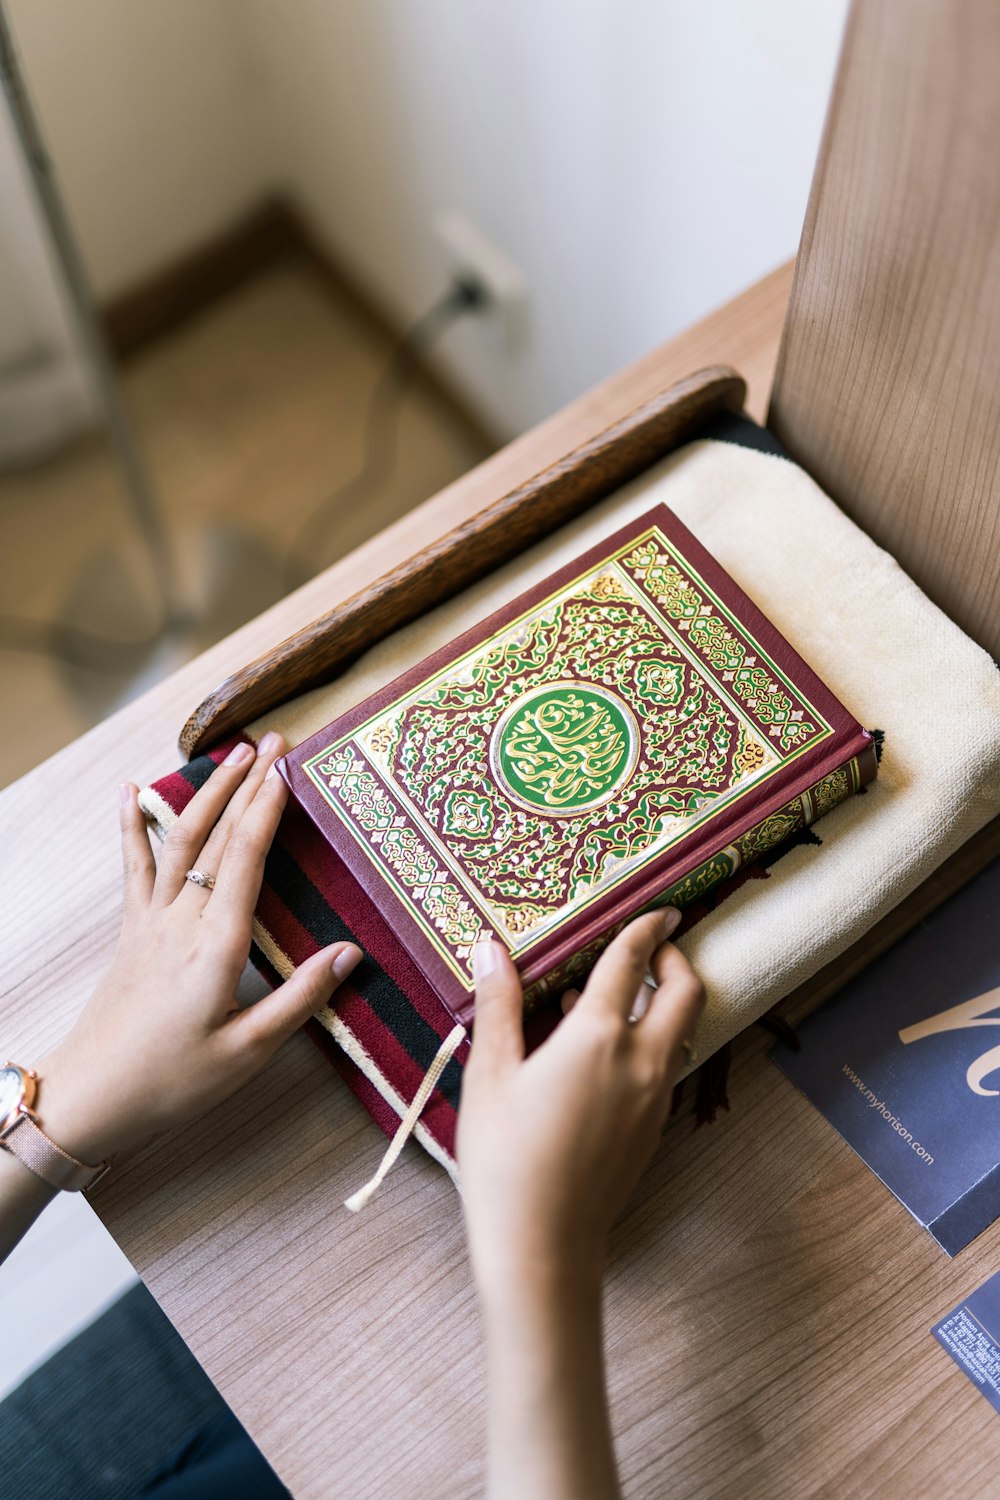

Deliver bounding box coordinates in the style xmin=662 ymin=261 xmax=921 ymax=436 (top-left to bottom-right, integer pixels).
xmin=522 ymin=742 xmax=877 ymax=1011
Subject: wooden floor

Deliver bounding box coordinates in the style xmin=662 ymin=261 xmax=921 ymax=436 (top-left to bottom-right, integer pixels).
xmin=0 ymin=263 xmax=488 ymax=788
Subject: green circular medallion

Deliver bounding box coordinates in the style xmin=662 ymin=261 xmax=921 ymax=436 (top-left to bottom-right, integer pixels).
xmin=490 ymin=680 xmax=639 ymax=816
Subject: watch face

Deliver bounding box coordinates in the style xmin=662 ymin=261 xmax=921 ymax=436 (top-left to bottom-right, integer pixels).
xmin=0 ymin=1067 xmax=24 ymax=1121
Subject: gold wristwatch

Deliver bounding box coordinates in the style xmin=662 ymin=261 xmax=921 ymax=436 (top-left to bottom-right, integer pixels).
xmin=0 ymin=1061 xmax=109 ymax=1192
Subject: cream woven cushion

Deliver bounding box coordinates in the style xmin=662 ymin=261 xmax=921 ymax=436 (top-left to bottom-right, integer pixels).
xmin=250 ymin=439 xmax=1000 ymax=1067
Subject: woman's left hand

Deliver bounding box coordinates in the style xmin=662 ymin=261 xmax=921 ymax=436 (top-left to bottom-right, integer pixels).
xmin=38 ymin=733 xmax=361 ymax=1165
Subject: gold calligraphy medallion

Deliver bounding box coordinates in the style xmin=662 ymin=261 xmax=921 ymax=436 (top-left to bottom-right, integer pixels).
xmin=490 ymin=680 xmax=640 ymax=816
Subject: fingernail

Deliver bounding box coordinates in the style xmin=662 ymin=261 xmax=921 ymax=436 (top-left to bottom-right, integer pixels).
xmin=331 ymin=944 xmax=362 ymax=980
xmin=661 ymin=906 xmax=682 ymax=937
xmin=223 ymin=741 xmax=254 ymax=768
xmin=631 ymin=986 xmax=651 ymax=1022
xmin=265 ymin=759 xmax=282 ymax=781
xmin=257 ymin=731 xmax=282 ymax=757
xmin=118 ymin=782 xmax=133 ymax=808
xmin=560 ymin=988 xmax=580 ymax=1017
xmin=474 ymin=938 xmax=503 ymax=981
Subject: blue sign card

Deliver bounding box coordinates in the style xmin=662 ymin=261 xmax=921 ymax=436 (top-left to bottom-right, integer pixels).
xmin=770 ymin=856 xmax=1000 ymax=1256
xmin=933 ymin=1271 xmax=1000 ymax=1415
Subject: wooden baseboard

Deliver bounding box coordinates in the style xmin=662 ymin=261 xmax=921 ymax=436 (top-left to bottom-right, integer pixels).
xmin=101 ymin=195 xmax=499 ymax=453
xmin=102 ymin=199 xmax=296 ymax=358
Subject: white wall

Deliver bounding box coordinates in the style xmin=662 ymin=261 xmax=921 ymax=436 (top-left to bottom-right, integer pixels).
xmin=5 ymin=0 xmax=850 ymax=437
xmin=244 ymin=0 xmax=850 ymax=436
xmin=6 ymin=0 xmax=269 ymax=297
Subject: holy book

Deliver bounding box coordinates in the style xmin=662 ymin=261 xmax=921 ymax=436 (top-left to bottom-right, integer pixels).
xmin=277 ymin=505 xmax=877 ymax=1025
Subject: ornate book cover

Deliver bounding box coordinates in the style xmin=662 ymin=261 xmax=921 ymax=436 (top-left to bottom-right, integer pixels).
xmin=278 ymin=505 xmax=877 ymax=1025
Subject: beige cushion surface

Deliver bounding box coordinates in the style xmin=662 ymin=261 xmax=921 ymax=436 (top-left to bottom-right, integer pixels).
xmin=249 ymin=439 xmax=1000 ymax=1065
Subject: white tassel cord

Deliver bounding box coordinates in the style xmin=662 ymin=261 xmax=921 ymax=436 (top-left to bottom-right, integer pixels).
xmin=344 ymin=1024 xmax=466 ymax=1212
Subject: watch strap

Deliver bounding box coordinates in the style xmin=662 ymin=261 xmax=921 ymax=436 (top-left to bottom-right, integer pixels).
xmin=0 ymin=1110 xmax=109 ymax=1192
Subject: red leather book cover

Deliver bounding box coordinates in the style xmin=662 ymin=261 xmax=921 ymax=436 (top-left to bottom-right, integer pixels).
xmin=278 ymin=505 xmax=876 ymax=1026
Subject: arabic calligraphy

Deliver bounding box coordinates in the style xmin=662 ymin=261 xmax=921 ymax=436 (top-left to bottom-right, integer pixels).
xmin=492 ymin=681 xmax=639 ymax=814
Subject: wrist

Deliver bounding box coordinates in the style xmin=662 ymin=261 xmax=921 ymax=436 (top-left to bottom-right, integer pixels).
xmin=34 ymin=1045 xmax=133 ymax=1164
xmin=0 ymin=1056 xmax=113 ymax=1196
xmin=465 ymin=1200 xmax=606 ymax=1299
xmin=472 ymin=1239 xmax=604 ymax=1327
xmin=0 ymin=1145 xmax=60 ymax=1265
xmin=0 ymin=1133 xmax=59 ymax=1201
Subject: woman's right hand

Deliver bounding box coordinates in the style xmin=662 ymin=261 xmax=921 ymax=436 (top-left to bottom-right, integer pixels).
xmin=457 ymin=910 xmax=705 ymax=1500
xmin=457 ymin=907 xmax=705 ymax=1300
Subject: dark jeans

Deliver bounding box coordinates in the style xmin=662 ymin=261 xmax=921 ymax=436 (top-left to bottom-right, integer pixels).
xmin=139 ymin=1410 xmax=290 ymax=1499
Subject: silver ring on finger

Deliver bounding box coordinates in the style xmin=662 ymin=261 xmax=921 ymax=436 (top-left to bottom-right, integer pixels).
xmin=184 ymin=867 xmax=216 ymax=891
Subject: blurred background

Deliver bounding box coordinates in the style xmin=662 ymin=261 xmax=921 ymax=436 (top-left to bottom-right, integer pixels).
xmin=3 ymin=0 xmax=854 ymax=1477
xmin=1 ymin=0 xmax=849 ymax=794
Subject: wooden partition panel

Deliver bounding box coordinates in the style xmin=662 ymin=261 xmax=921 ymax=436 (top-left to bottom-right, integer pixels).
xmin=769 ymin=0 xmax=1000 ymax=660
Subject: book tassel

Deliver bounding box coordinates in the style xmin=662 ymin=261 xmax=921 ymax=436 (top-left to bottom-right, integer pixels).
xmin=344 ymin=1024 xmax=466 ymax=1212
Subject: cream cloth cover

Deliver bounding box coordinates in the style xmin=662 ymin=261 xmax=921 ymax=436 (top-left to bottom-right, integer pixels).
xmin=250 ymin=441 xmax=1000 ymax=1065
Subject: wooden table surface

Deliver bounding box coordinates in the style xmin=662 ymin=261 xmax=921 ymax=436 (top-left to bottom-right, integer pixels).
xmin=4 ymin=259 xmax=996 ymax=1498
